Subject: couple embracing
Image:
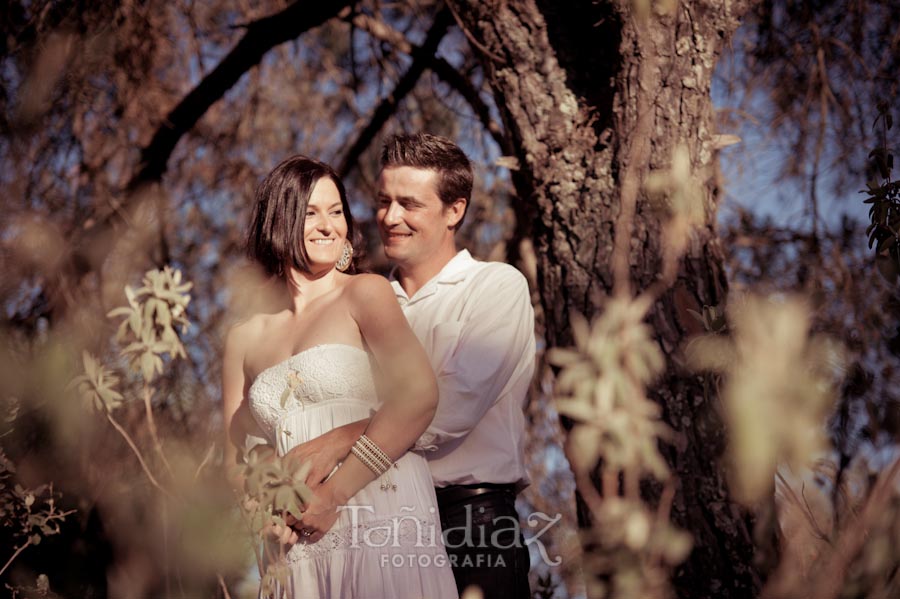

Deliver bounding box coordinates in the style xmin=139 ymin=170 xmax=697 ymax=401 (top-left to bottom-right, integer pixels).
xmin=223 ymin=134 xmax=536 ymax=599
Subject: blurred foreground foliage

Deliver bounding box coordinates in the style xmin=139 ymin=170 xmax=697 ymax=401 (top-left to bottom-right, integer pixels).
xmin=1 ymin=267 xmax=257 ymax=597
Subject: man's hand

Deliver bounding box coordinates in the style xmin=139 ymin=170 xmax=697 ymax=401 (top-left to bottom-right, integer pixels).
xmin=285 ymin=419 xmax=368 ymax=490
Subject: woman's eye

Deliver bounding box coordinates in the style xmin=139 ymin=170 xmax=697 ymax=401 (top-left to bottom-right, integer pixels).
xmin=306 ymin=211 xmax=315 ymax=217
xmin=331 ymin=210 xmax=343 ymax=216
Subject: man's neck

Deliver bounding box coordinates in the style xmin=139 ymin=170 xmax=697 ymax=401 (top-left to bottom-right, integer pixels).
xmin=396 ymin=246 xmax=458 ymax=298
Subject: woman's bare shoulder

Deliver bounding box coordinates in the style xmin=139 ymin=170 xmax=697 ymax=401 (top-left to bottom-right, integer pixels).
xmin=343 ymin=273 xmax=395 ymax=302
xmin=341 ymin=274 xmax=398 ymax=321
xmin=224 ymin=313 xmax=271 ymax=355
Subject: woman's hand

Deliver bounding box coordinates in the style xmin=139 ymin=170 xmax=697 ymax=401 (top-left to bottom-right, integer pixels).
xmin=293 ymin=483 xmax=342 ymax=543
xmin=264 ymin=515 xmax=301 ymax=547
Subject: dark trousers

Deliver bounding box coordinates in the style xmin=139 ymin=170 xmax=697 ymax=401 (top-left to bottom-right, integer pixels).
xmin=436 ymin=484 xmax=531 ymax=599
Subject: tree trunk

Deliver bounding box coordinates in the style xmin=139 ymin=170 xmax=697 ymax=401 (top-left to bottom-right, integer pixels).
xmin=451 ymin=1 xmax=761 ymax=596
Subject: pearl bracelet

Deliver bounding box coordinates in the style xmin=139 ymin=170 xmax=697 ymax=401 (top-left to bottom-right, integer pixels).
xmin=351 ymin=434 xmax=393 ymax=476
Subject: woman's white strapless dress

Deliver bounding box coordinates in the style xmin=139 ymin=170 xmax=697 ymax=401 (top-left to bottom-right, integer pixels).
xmin=248 ymin=344 xmax=458 ymax=599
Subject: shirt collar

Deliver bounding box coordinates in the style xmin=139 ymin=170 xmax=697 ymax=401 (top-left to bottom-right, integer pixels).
xmin=390 ymin=249 xmax=475 ymax=302
xmin=434 ymin=249 xmax=475 ymax=284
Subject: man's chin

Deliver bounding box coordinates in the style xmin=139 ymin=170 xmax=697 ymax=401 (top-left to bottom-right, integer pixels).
xmin=381 ymin=238 xmax=411 ymax=257
xmin=382 ymin=246 xmax=404 ymax=261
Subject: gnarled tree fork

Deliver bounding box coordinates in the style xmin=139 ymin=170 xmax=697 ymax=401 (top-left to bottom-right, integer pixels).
xmin=448 ymin=0 xmax=762 ymax=596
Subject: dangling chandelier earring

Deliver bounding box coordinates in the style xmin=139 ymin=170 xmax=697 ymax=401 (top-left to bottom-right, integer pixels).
xmin=336 ymin=240 xmax=353 ymax=272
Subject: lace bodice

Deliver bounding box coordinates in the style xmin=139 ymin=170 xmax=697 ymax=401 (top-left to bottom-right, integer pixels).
xmin=248 ymin=344 xmax=377 ymax=438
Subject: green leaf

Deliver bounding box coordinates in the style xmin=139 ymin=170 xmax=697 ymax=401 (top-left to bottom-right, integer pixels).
xmin=122 ymin=341 xmax=145 ymax=355
xmin=556 ymin=362 xmax=594 ymax=392
xmin=81 ymin=351 xmax=98 ymax=381
xmin=151 ymin=341 xmax=170 ymax=354
xmin=685 ymin=309 xmax=704 ymax=325
xmin=570 ymin=311 xmax=590 ymax=351
xmin=546 ymin=347 xmax=583 ymax=367
xmin=155 ymin=303 xmax=172 ymax=328
xmin=555 ymin=398 xmax=596 ymax=422
xmin=661 ymin=529 xmax=693 ymax=563
xmin=106 ymin=307 xmax=131 ymax=319
xmin=67 ymin=374 xmax=88 ymax=392
xmin=129 ymin=310 xmax=142 ymax=338
xmin=565 ymin=425 xmax=602 ymax=474
xmin=876 ymin=235 xmax=898 ymax=253
xmin=160 ymin=326 xmax=178 ymax=345
xmin=171 ymin=341 xmax=186 ymax=359
xmin=98 ymin=387 xmax=123 ymax=411
xmin=140 ymin=352 xmax=156 ymax=382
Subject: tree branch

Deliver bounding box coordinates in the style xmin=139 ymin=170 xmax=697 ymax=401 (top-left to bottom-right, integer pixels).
xmin=347 ymin=12 xmax=412 ymax=54
xmin=39 ymin=1 xmax=356 ymax=322
xmin=429 ymin=56 xmax=508 ymax=152
xmin=337 ymin=7 xmax=454 ymax=178
xmin=129 ymin=0 xmax=355 ymax=189
xmin=345 ymin=10 xmax=508 ymax=156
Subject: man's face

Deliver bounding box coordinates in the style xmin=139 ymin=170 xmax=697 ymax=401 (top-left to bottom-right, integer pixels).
xmin=376 ymin=166 xmax=461 ymax=270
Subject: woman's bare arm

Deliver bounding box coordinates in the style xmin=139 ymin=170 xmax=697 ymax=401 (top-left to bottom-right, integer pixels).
xmin=298 ymin=275 xmax=437 ymax=538
xmin=222 ymin=323 xmax=249 ymax=490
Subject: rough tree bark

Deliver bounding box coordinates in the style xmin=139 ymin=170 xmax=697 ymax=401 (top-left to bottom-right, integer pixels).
xmin=451 ymin=1 xmax=761 ymax=597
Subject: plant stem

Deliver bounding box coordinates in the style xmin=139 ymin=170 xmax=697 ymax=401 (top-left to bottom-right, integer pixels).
xmin=0 ymin=539 xmax=31 ymax=578
xmin=143 ymin=386 xmax=176 ymax=479
xmin=194 ymin=442 xmax=216 ymax=480
xmin=217 ymin=574 xmax=233 ymax=599
xmin=107 ymin=412 xmax=173 ymax=499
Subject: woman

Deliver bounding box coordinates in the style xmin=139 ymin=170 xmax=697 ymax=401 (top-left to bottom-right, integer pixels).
xmin=222 ymin=156 xmax=458 ymax=598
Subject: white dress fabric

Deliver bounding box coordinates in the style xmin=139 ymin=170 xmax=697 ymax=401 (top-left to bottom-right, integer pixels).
xmin=248 ymin=343 xmax=458 ymax=599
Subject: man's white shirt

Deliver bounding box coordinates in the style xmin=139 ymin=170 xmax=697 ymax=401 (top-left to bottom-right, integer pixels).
xmin=390 ymin=250 xmax=536 ymax=489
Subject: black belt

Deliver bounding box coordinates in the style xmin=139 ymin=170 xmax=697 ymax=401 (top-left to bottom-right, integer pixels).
xmin=435 ymin=483 xmax=516 ymax=506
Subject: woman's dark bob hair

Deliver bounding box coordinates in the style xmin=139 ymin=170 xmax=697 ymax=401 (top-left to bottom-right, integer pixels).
xmin=247 ymin=155 xmax=358 ymax=278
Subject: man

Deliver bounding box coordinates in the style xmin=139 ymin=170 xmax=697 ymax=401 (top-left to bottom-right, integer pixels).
xmin=292 ymin=133 xmax=536 ymax=598
xmin=376 ymin=133 xmax=535 ymax=597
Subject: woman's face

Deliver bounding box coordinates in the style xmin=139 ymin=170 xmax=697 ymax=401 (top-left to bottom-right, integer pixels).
xmin=303 ymin=177 xmax=348 ymax=272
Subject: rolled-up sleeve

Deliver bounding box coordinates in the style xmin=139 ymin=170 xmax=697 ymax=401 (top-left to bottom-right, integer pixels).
xmin=415 ymin=266 xmax=535 ymax=450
